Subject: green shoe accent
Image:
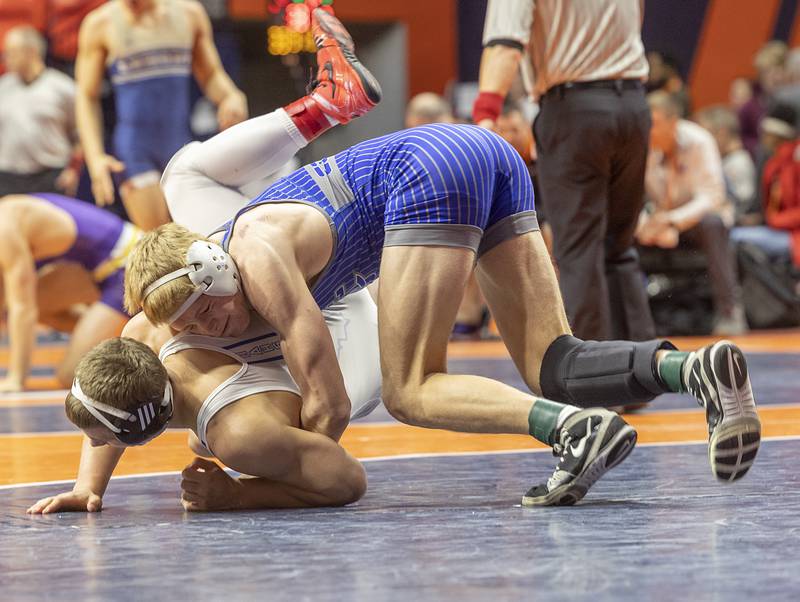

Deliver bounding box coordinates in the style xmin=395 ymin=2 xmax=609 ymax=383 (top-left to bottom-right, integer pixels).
xmin=658 ymin=351 xmax=690 ymax=393
xmin=528 ymin=398 xmax=567 ymax=446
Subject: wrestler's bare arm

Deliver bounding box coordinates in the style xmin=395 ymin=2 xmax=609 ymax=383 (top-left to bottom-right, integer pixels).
xmin=231 ymin=223 xmax=352 ymax=442
xmin=75 ymin=8 xmax=124 ymax=206
xmin=185 ymin=0 xmax=247 ymax=130
xmin=0 ymin=225 xmax=38 ymax=391
xmin=27 ymin=437 xmax=124 ymax=514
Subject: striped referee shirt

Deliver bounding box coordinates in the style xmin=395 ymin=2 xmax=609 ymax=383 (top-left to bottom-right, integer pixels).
xmin=482 ymin=0 xmax=649 ymax=99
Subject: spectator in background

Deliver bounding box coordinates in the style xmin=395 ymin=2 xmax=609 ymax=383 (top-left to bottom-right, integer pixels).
xmin=747 ymin=103 xmax=799 ymax=224
xmin=639 ymin=91 xmax=747 ymax=335
xmin=473 ymin=0 xmax=656 ymax=342
xmin=730 ymin=103 xmax=798 ymax=262
xmin=405 ymin=92 xmax=455 ymax=128
xmin=775 ymin=47 xmax=800 ymax=121
xmin=729 ymin=77 xmax=754 ymax=112
xmin=76 ymin=0 xmax=248 ymax=231
xmin=645 ymin=51 xmax=691 ymax=117
xmin=695 ymin=105 xmax=756 ymax=223
xmin=740 ymin=41 xmax=787 ymax=158
xmin=731 ymin=131 xmax=800 ymax=267
xmin=0 ymin=26 xmax=80 ymax=196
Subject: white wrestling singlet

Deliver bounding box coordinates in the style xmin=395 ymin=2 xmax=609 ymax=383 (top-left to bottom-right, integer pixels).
xmin=158 ymin=288 xmax=382 ymax=453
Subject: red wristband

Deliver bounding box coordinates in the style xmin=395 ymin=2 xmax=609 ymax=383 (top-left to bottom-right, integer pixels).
xmin=68 ymin=150 xmax=84 ymax=172
xmin=472 ymin=91 xmax=504 ymax=124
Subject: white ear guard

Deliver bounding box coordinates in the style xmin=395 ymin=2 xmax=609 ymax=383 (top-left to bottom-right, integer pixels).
xmin=142 ymin=240 xmax=240 ymax=324
xmin=70 ymin=378 xmax=174 ymax=446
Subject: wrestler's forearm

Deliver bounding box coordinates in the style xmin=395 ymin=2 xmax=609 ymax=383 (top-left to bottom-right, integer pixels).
xmin=282 ymin=320 xmax=352 ymax=440
xmin=74 ymin=436 xmax=125 ymax=497
xmin=7 ymin=305 xmax=37 ymax=386
xmin=478 ymin=44 xmax=523 ymax=95
xmin=75 ymin=91 xmax=106 ymax=165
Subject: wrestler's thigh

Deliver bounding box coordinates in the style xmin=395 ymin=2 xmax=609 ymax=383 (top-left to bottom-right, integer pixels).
xmin=377 ymin=245 xmax=474 ymax=389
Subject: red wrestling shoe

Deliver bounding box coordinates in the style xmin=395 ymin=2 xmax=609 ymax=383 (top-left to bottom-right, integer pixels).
xmin=309 ymin=8 xmax=381 ymax=124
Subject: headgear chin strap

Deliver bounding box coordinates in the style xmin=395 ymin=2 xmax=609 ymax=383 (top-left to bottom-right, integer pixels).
xmin=71 ymin=378 xmax=174 ymax=446
xmin=142 ymin=240 xmax=240 ymax=324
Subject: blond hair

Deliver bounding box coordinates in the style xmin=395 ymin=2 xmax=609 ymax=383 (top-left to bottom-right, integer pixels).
xmin=124 ymin=223 xmax=209 ymax=323
xmin=65 ymin=338 xmax=168 ymax=429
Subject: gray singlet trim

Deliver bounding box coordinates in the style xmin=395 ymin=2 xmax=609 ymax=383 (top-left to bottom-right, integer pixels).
xmin=383 ymin=223 xmax=484 ymax=252
xmin=477 ymin=211 xmax=539 ymax=257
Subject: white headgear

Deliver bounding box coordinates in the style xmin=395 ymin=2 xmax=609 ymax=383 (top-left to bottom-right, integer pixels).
xmin=142 ymin=240 xmax=240 ymax=324
xmin=71 ymin=378 xmax=173 ymax=445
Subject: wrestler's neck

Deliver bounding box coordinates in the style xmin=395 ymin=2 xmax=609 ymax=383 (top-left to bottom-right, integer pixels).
xmin=163 ymin=369 xmax=196 ymax=429
xmin=121 ymin=0 xmax=160 ymax=19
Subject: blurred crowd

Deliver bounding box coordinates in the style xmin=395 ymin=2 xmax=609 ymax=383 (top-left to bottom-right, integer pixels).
xmin=406 ymin=41 xmax=800 ymax=337
xmin=2 ymin=1 xmax=800 ymax=339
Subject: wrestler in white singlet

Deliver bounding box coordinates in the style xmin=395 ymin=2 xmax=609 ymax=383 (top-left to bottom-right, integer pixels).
xmin=158 ymin=288 xmax=382 ymax=455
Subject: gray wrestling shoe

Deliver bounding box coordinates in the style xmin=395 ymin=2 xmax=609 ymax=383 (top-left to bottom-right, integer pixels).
xmin=522 ymin=409 xmax=637 ymax=507
xmin=683 ymin=341 xmax=761 ymax=482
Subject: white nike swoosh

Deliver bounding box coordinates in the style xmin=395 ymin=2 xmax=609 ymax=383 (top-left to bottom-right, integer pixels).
xmin=568 ymin=417 xmax=593 ymax=457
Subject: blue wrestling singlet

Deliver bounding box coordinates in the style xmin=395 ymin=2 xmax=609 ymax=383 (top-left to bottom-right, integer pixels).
xmin=107 ymin=0 xmax=193 ymax=182
xmin=221 ymin=123 xmax=538 ymax=310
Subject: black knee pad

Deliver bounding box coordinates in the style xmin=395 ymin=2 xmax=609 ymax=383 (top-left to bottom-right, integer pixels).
xmin=540 ymin=335 xmax=676 ymax=407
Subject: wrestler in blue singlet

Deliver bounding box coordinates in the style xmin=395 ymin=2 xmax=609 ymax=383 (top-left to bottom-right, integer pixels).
xmin=107 ymin=0 xmax=194 ymax=183
xmin=221 ymin=123 xmax=538 ymax=310
xmin=32 ymin=194 xmax=140 ymax=314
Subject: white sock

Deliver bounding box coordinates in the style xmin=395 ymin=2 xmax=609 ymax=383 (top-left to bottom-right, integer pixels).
xmin=192 ymin=108 xmax=307 ymax=187
xmin=161 ymin=109 xmax=307 ymax=235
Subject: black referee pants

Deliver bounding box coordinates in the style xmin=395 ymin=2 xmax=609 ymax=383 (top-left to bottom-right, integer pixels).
xmin=534 ymin=85 xmax=656 ymax=341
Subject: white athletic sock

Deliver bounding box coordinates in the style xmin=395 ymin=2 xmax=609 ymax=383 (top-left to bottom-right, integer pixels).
xmin=162 ymin=109 xmax=308 ymax=235
xmin=192 ymin=108 xmax=307 ymax=188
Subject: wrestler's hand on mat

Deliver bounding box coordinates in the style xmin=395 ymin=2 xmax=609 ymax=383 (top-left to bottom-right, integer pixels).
xmin=88 ymin=154 xmax=125 ymax=207
xmin=26 ymin=489 xmax=103 ymax=514
xmin=217 ymin=92 xmax=248 ymax=131
xmin=181 ymin=458 xmax=240 ymax=512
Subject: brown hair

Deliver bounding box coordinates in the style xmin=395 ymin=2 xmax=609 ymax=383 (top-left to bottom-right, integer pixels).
xmin=64 ymin=338 xmax=168 ymax=429
xmin=124 ymin=223 xmax=209 ymax=323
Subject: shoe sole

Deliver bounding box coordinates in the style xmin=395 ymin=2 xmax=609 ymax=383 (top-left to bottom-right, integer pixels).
xmin=313 ymin=9 xmax=382 ymax=105
xmin=706 ymin=342 xmax=761 ymax=482
xmin=521 ymin=420 xmax=637 ymax=507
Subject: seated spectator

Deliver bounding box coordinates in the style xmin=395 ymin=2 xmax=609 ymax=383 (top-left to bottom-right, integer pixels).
xmin=646 ymin=51 xmax=691 ymax=117
xmin=775 ymin=47 xmax=800 ymax=125
xmin=695 ymin=105 xmax=756 ymax=222
xmin=405 ymin=92 xmax=455 ymax=128
xmin=639 ymin=91 xmax=747 ymax=335
xmin=731 ymin=135 xmax=800 ymax=266
xmin=748 ymin=103 xmax=799 ymax=222
xmin=0 ymin=26 xmax=80 ymax=196
xmin=740 ymin=41 xmax=788 ymax=158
